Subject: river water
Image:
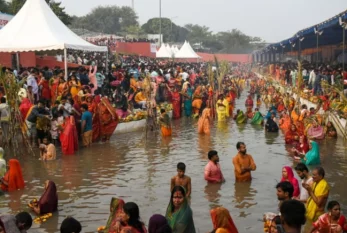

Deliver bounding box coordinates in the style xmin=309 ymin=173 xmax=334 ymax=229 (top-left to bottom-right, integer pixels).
xmin=1 ymin=89 xmax=347 ymax=233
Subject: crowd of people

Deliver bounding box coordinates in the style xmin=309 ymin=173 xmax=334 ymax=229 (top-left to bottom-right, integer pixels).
xmin=0 ymin=56 xmax=346 ymax=233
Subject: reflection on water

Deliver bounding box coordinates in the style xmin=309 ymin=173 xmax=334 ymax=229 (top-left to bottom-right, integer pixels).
xmin=0 ymin=90 xmax=346 ymax=233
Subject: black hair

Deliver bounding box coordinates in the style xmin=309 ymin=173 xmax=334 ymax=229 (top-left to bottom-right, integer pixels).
xmin=0 ymin=97 xmax=6 ymax=104
xmin=81 ymin=104 xmax=88 ymax=110
xmin=60 ymin=217 xmax=82 ymax=233
xmin=38 ymin=99 xmax=45 ymax=105
xmin=15 ymin=212 xmax=32 ymax=230
xmin=123 ymin=202 xmax=145 ymax=233
xmin=280 ymin=200 xmax=306 ymax=228
xmin=55 ymin=100 xmax=60 ymax=105
xmin=170 ymin=186 xmax=186 ymax=213
xmin=160 ymin=109 xmax=166 ymax=114
xmin=276 ymin=181 xmax=294 ymax=198
xmin=314 ymin=166 xmax=325 ymax=178
xmin=272 ymin=215 xmax=281 ymax=225
xmin=177 ymin=162 xmax=186 ymax=171
xmin=327 ymin=200 xmax=340 ymax=210
xmin=294 ymin=163 xmax=309 ymax=173
xmin=236 ymin=141 xmax=245 ymax=150
xmin=207 ymin=150 xmax=218 ymax=160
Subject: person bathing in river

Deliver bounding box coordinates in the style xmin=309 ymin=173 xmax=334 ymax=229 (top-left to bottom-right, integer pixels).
xmin=232 ymin=142 xmax=256 ymax=182
xmin=159 ymin=109 xmax=172 ymax=137
xmin=170 ymin=162 xmax=191 ymax=197
xmin=294 ymin=163 xmax=313 ymax=204
xmin=204 ymin=150 xmax=225 ymax=183
xmin=265 ymin=113 xmax=279 ymax=133
xmin=29 ymin=180 xmax=58 ymax=215
xmin=280 ymin=166 xmax=300 ymax=198
xmin=39 ymin=137 xmax=56 ymax=161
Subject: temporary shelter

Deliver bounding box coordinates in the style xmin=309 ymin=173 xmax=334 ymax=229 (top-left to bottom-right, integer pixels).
xmin=156 ymin=43 xmax=171 ymax=58
xmin=174 ymin=41 xmax=200 ymax=59
xmin=0 ymin=0 xmax=107 ymax=76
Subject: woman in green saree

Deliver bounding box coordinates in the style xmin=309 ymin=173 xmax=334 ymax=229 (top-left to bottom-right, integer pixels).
xmin=234 ymin=110 xmax=247 ymax=124
xmin=165 ymin=186 xmax=196 ymax=233
xmin=250 ymin=108 xmax=264 ymax=125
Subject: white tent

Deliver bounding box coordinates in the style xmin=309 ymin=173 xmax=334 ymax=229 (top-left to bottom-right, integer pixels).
xmin=174 ymin=45 xmax=179 ymax=54
xmin=174 ymin=41 xmax=200 ymax=59
xmin=156 ymin=44 xmax=171 ymax=58
xmin=186 ymin=42 xmax=201 ymax=58
xmin=170 ymin=45 xmax=177 ymax=56
xmin=0 ymin=0 xmax=107 ymax=75
xmin=165 ymin=44 xmax=173 ymax=56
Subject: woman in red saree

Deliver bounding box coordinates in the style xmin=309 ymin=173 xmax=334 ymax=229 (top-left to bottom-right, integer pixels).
xmin=30 ymin=180 xmax=58 ymax=215
xmin=99 ymin=97 xmax=119 ymax=142
xmin=311 ymin=201 xmax=347 ymax=233
xmin=281 ymin=166 xmax=300 ymax=198
xmin=292 ymin=135 xmax=309 ymax=158
xmin=171 ymin=87 xmax=181 ymax=119
xmin=277 ymin=100 xmax=285 ymax=113
xmin=39 ymin=76 xmax=51 ymax=100
xmin=210 ymin=207 xmax=238 ymax=233
xmin=285 ymin=124 xmax=301 ymax=145
xmin=0 ymin=159 xmax=25 ymax=192
xmin=19 ymin=98 xmax=32 ymax=121
xmin=59 ymin=116 xmax=78 ymax=155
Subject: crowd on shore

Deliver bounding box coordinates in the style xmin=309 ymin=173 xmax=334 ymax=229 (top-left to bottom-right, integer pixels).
xmin=0 ymin=58 xmax=346 ymax=233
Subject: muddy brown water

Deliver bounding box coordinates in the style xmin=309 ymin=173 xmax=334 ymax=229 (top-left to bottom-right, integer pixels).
xmin=0 ymin=89 xmax=346 ymax=233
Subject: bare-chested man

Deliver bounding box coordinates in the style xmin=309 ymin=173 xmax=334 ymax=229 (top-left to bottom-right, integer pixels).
xmin=170 ymin=162 xmax=191 ymax=197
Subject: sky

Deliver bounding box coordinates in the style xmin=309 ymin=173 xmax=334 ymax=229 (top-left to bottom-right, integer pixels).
xmin=59 ymin=0 xmax=347 ymax=43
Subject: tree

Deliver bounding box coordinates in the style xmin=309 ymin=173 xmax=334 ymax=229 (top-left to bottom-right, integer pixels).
xmin=2 ymin=0 xmax=72 ymax=25
xmin=184 ymin=24 xmax=212 ymax=44
xmin=70 ymin=6 xmax=138 ymax=35
xmin=0 ymin=0 xmax=9 ymax=13
xmin=141 ymin=18 xmax=189 ymax=42
xmin=216 ymin=29 xmax=255 ymax=53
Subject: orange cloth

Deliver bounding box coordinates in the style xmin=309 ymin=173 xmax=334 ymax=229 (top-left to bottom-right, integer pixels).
xmin=198 ymin=108 xmax=211 ymax=135
xmin=1 ymin=159 xmax=25 ymax=192
xmin=99 ymin=97 xmax=119 ymax=137
xmin=210 ymin=207 xmax=239 ymax=233
xmin=232 ymin=153 xmax=256 ymax=182
xmin=279 ymin=115 xmax=291 ymax=132
xmin=161 ymin=126 xmax=172 ymax=136
xmin=69 ymin=81 xmax=81 ymax=97
xmin=134 ymin=92 xmax=146 ymax=103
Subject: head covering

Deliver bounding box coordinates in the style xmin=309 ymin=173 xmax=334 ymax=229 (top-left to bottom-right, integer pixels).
xmin=304 ymin=141 xmax=321 ymax=165
xmin=7 ymin=159 xmax=25 ymax=192
xmin=210 ymin=207 xmax=238 ymax=233
xmin=281 ymin=166 xmax=295 ymax=182
xmin=250 ymin=111 xmax=263 ymax=125
xmin=148 ymin=214 xmax=172 ymax=233
xmin=216 ymin=229 xmax=229 ymax=233
xmin=60 ymin=217 xmax=81 ymax=233
xmin=38 ymin=181 xmax=58 ymax=214
xmin=105 ymin=198 xmax=125 ymax=233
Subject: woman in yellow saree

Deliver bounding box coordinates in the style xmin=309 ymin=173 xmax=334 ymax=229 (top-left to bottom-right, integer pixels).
xmin=216 ymin=94 xmax=227 ymax=121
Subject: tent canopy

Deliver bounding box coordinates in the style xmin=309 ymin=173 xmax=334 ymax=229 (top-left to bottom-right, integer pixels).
xmin=156 ymin=43 xmax=172 ymax=58
xmin=258 ymin=10 xmax=347 ymax=54
xmin=0 ymin=0 xmax=107 ymax=52
xmin=175 ymin=41 xmax=201 ymax=59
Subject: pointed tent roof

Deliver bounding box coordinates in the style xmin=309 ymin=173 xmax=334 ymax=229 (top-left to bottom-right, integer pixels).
xmin=174 ymin=41 xmax=200 ymax=59
xmin=174 ymin=45 xmax=179 ymax=54
xmin=165 ymin=44 xmax=173 ymax=56
xmin=186 ymin=42 xmax=201 ymax=58
xmin=156 ymin=43 xmax=171 ymax=58
xmin=170 ymin=45 xmax=177 ymax=56
xmin=0 ymin=0 xmax=107 ymax=52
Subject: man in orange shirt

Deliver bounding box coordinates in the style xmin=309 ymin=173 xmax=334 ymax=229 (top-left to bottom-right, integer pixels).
xmin=232 ymin=142 xmax=256 ymax=182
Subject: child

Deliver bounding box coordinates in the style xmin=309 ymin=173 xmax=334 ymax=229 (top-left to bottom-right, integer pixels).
xmin=170 ymin=162 xmax=191 ymax=197
xmin=50 ymin=116 xmax=59 ymax=145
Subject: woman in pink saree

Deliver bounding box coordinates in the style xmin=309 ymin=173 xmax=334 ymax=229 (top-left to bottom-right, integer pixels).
xmin=307 ymin=120 xmax=325 ymax=140
xmin=280 ymin=166 xmax=300 ymax=198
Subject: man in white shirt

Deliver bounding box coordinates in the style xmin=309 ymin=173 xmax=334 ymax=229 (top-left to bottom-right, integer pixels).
xmin=308 ymin=69 xmax=316 ymax=89
xmin=58 ymin=97 xmax=72 ymax=118
xmin=294 ymin=163 xmax=313 ymax=203
xmin=56 ymin=54 xmax=63 ymax=62
xmin=180 ymin=69 xmax=189 ymax=82
xmin=27 ymin=70 xmax=39 ymax=102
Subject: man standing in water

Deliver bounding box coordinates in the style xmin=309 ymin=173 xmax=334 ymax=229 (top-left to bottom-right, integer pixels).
xmin=294 ymin=163 xmax=313 ymax=203
xmin=204 ymin=150 xmax=225 ymax=183
xmin=232 ymin=142 xmax=256 ymax=182
xmin=80 ymin=104 xmax=93 ymax=147
xmin=276 ymin=181 xmax=294 ymax=209
xmin=170 ymin=162 xmax=191 ymax=197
